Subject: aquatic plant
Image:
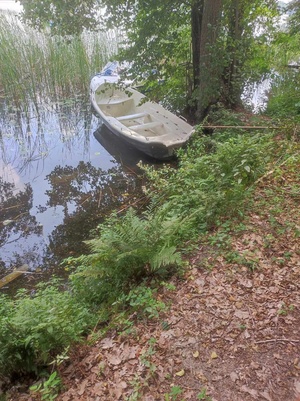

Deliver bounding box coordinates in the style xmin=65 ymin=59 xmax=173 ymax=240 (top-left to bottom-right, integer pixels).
xmin=0 ymin=12 xmax=118 ymax=109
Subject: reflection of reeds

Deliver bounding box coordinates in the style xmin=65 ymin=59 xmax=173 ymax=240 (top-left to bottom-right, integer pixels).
xmin=0 ymin=98 xmax=95 ymax=175
xmin=0 ymin=13 xmax=118 ymax=108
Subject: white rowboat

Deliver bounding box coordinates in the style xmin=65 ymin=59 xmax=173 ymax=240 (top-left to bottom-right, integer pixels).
xmin=90 ymin=62 xmax=194 ymax=160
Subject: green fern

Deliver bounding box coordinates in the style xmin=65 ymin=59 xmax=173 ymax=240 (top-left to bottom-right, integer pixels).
xmin=143 ymin=130 xmax=277 ymax=238
xmin=69 ymin=208 xmax=182 ymax=304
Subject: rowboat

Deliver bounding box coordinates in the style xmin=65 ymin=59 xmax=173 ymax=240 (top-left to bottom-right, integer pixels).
xmin=90 ymin=62 xmax=194 ymax=160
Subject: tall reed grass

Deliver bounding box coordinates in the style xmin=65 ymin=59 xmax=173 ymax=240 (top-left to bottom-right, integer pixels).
xmin=0 ymin=12 xmax=118 ymax=109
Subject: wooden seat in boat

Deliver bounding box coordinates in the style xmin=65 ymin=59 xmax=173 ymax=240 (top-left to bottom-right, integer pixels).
xmin=129 ymin=122 xmax=164 ymax=131
xmin=116 ymin=112 xmax=150 ymax=121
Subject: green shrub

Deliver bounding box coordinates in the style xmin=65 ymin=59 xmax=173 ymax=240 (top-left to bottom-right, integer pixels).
xmin=266 ymin=72 xmax=300 ymax=122
xmin=30 ymin=371 xmax=62 ymax=401
xmin=68 ymin=129 xmax=278 ymax=309
xmin=117 ymin=285 xmax=166 ymax=319
xmin=144 ymin=129 xmax=276 ymax=239
xmin=0 ymin=280 xmax=94 ymax=377
xmin=69 ymin=208 xmax=182 ymax=305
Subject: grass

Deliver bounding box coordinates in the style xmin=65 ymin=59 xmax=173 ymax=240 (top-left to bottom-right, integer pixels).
xmin=0 ymin=12 xmax=118 ymax=108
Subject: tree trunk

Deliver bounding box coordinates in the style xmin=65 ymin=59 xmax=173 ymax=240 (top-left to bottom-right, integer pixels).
xmin=191 ymin=0 xmax=204 ymax=90
xmin=222 ymin=0 xmax=244 ymax=108
xmin=191 ymin=0 xmax=223 ymax=121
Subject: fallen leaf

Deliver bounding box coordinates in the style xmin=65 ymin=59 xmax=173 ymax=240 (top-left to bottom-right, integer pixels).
xmin=234 ymin=310 xmax=249 ymax=319
xmin=109 ymin=354 xmax=122 ymax=365
xmin=241 ymin=385 xmax=258 ymax=397
xmin=250 ymin=361 xmax=260 ymax=370
xmin=295 ymin=380 xmax=300 ymax=394
xmin=193 ymin=351 xmax=199 ymax=358
xmin=121 ymin=344 xmax=138 ymax=361
xmin=230 ymin=372 xmax=239 ymax=382
xmin=244 ymin=329 xmax=251 ymax=339
xmin=78 ymin=379 xmax=88 ymax=396
xmin=260 ymin=390 xmax=272 ymax=401
xmin=175 ymin=369 xmax=185 ymax=377
xmin=241 ymin=279 xmax=253 ymax=288
xmin=144 ymin=396 xmax=155 ymax=401
xmin=99 ymin=338 xmax=115 ymax=349
xmin=210 ymin=351 xmax=218 ymax=359
xmin=94 ymin=383 xmax=103 ymax=396
xmin=114 ymin=381 xmax=127 ymax=399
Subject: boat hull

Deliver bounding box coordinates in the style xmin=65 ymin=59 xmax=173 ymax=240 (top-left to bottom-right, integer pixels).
xmin=100 ymin=119 xmax=180 ymax=160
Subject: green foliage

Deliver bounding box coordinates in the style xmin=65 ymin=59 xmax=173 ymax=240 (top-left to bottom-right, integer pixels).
xmin=0 ymin=13 xmax=115 ymax=108
xmin=197 ymin=388 xmax=212 ymax=400
xmin=165 ymin=386 xmax=183 ymax=401
xmin=118 ymin=286 xmax=166 ymax=319
xmin=30 ymin=371 xmax=62 ymax=401
xmin=286 ymin=0 xmax=300 ymax=35
xmin=265 ymin=15 xmax=300 ymax=121
xmin=278 ymin=302 xmax=295 ymax=316
xmin=266 ymin=70 xmax=300 ymax=122
xmin=0 ymin=280 xmax=94 ymax=376
xmin=144 ymin=127 xmax=276 ymax=242
xmin=19 ymin=0 xmax=100 ymax=36
xmin=69 ymin=208 xmax=182 ymax=305
xmin=204 ymin=106 xmax=248 ymax=128
xmin=140 ymin=337 xmax=157 ymax=370
xmin=119 ymin=2 xmax=191 ymax=112
xmin=17 ymin=0 xmax=281 ymax=115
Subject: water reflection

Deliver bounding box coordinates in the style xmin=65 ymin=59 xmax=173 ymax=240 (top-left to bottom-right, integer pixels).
xmin=0 ymin=178 xmax=44 ymax=272
xmin=0 ymin=98 xmax=149 ymax=290
xmin=44 ymin=159 xmax=145 ymax=262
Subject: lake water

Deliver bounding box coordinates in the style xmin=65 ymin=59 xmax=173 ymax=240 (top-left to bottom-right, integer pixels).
xmin=0 ymin=97 xmax=153 ymax=291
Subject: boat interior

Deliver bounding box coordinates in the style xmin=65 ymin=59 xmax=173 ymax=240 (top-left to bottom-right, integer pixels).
xmin=95 ymin=88 xmax=168 ymax=138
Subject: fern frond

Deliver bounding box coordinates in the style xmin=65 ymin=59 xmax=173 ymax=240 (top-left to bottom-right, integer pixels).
xmin=150 ymin=245 xmax=182 ymax=273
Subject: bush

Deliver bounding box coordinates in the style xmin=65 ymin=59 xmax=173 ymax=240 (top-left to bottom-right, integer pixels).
xmin=117 ymin=285 xmax=167 ymax=320
xmin=144 ymin=128 xmax=276 ymax=238
xmin=266 ymin=72 xmax=300 ymax=121
xmin=69 ymin=208 xmax=182 ymax=305
xmin=68 ymin=128 xmax=279 ymax=309
xmin=0 ymin=280 xmax=94 ymax=377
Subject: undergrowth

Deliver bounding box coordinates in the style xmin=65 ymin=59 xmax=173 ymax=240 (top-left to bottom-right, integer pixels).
xmin=0 ymin=279 xmax=94 ymax=377
xmin=143 ymin=126 xmax=278 ymax=240
xmin=69 ymin=208 xmax=182 ymax=306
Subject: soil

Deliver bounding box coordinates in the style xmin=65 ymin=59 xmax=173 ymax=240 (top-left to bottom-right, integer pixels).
xmin=7 ymin=151 xmax=300 ymax=401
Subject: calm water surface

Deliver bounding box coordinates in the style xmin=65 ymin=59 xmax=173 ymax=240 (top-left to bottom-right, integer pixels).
xmin=0 ymin=98 xmax=153 ymax=290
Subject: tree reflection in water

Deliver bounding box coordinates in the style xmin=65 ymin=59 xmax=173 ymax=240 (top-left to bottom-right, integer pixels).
xmin=0 ymin=178 xmax=45 ymax=273
xmin=0 ymin=98 xmax=150 ymax=290
xmin=44 ymin=160 xmax=146 ymax=262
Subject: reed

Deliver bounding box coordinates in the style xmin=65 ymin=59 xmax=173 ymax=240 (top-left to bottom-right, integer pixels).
xmin=0 ymin=12 xmax=117 ymax=108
